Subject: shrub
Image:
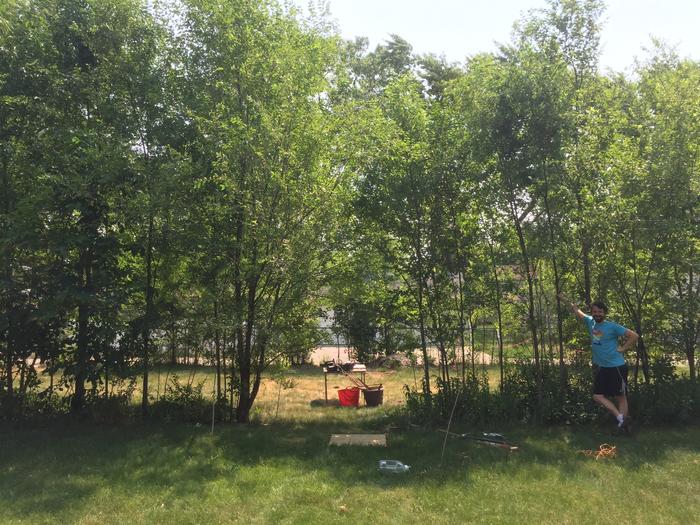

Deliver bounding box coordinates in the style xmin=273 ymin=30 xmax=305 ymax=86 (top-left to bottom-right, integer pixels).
xmin=85 ymin=378 xmax=137 ymax=423
xmin=629 ymin=355 xmax=700 ymax=424
xmin=0 ymin=389 xmax=70 ymax=420
xmin=150 ymin=375 xmax=218 ymax=423
xmin=404 ymin=355 xmax=700 ymax=427
xmin=404 ymin=371 xmax=491 ymax=426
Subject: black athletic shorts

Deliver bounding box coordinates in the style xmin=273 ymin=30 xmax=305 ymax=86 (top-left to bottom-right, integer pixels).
xmin=593 ymin=364 xmax=628 ymax=396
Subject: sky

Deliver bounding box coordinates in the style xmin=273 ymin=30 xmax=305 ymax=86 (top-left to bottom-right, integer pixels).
xmin=294 ymin=0 xmax=700 ymax=74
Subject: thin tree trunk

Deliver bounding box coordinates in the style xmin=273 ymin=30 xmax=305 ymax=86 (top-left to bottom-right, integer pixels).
xmin=169 ymin=327 xmax=177 ymax=365
xmin=412 ymin=235 xmax=431 ymax=398
xmin=425 ymin=268 xmax=449 ymax=385
xmin=535 ymin=267 xmax=548 ymax=361
xmin=229 ymin=330 xmax=237 ymax=422
xmin=542 ymin=168 xmax=567 ymax=392
xmin=631 ymin=318 xmax=649 ymax=384
xmin=457 ymin=270 xmax=467 ymax=385
xmin=104 ymin=347 xmax=109 ymax=400
xmin=237 ymin=227 xmax=261 ymax=423
xmin=684 ymin=264 xmax=698 ymax=381
xmin=1 ymin=153 xmax=13 ymax=398
xmin=72 ymin=245 xmax=92 ymax=413
xmin=510 ymin=202 xmax=542 ymax=413
xmin=222 ymin=330 xmax=228 ymax=399
xmin=3 ymin=343 xmax=11 ymax=398
xmin=488 ymin=241 xmax=505 ymax=391
xmin=142 ymin=212 xmax=155 ymax=416
xmin=214 ymin=301 xmax=222 ymax=402
xmin=468 ymin=314 xmax=476 ymax=375
xmin=575 ymin=192 xmax=593 ymax=306
xmin=238 ymin=233 xmax=261 ymax=422
xmin=688 ymin=346 xmax=696 ymax=382
xmin=232 ymin=73 xmax=248 ymax=422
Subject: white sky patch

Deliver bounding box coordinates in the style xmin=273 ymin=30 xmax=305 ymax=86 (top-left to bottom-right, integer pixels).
xmin=293 ymin=0 xmax=700 ymax=73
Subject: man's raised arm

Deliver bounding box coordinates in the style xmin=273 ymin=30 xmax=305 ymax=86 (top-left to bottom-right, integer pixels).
xmin=558 ymin=293 xmax=585 ymax=320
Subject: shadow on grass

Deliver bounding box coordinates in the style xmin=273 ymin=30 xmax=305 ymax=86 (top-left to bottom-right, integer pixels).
xmin=2 ymin=415 xmax=700 ymax=519
xmin=310 ymin=398 xmax=340 ymax=407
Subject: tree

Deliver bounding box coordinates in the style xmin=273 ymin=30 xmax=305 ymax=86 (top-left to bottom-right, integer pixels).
xmin=181 ymin=0 xmax=344 ymax=422
xmin=633 ymin=49 xmax=700 ymax=380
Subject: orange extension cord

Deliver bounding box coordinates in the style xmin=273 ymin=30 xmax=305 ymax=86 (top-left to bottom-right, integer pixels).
xmin=579 ymin=443 xmax=617 ymax=460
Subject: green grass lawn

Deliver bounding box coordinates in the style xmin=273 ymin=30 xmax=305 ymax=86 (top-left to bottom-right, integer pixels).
xmin=4 ymin=364 xmax=700 ymax=524
xmin=2 ymin=415 xmax=700 ymax=523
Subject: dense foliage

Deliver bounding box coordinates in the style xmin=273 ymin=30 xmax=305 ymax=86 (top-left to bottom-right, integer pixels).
xmin=1 ymin=0 xmax=698 ymax=424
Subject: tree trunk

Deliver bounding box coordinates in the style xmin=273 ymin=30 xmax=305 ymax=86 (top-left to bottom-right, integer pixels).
xmin=237 ymin=370 xmax=251 ymax=423
xmin=633 ymin=324 xmax=650 ymax=384
xmin=3 ymin=345 xmax=11 ymax=398
xmin=468 ymin=314 xmax=476 ymax=374
xmin=489 ymin=242 xmax=505 ymax=391
xmin=425 ymin=269 xmax=449 ymax=385
xmin=233 ymin=313 xmax=246 ymax=420
xmin=511 ymin=205 xmax=542 ymax=412
xmin=71 ymin=104 xmax=100 ymax=415
xmin=575 ymin=193 xmax=592 ymax=306
xmin=542 ymin=169 xmax=567 ymax=392
xmin=2 ymin=154 xmax=13 ymax=398
xmin=687 ymin=345 xmax=696 ymax=382
xmin=215 ymin=301 xmax=222 ymax=402
xmin=104 ymin=349 xmax=109 ymax=400
xmin=682 ymin=264 xmax=698 ymax=381
xmin=232 ymin=74 xmax=248 ymax=422
xmin=229 ymin=330 xmax=237 ymax=422
xmin=236 ymin=226 xmax=259 ymax=423
xmin=412 ymin=236 xmax=431 ymax=398
xmin=72 ymin=247 xmax=92 ymax=413
xmin=142 ymin=212 xmax=155 ymax=417
xmin=535 ymin=268 xmax=549 ymax=361
xmin=456 ymin=270 xmax=467 ymax=385
xmin=221 ymin=330 xmax=228 ymax=400
xmin=169 ymin=336 xmax=177 ymax=365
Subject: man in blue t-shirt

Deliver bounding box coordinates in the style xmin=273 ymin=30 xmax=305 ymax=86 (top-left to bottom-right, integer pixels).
xmin=560 ymin=295 xmax=639 ymax=432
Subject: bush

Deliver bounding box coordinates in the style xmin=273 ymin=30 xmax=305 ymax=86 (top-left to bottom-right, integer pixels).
xmin=84 ymin=378 xmax=137 ymax=423
xmin=630 ymin=355 xmax=700 ymax=424
xmin=0 ymin=389 xmax=69 ymax=420
xmin=404 ymin=371 xmax=491 ymax=426
xmin=404 ymin=355 xmax=700 ymax=427
xmin=150 ymin=375 xmax=220 ymax=423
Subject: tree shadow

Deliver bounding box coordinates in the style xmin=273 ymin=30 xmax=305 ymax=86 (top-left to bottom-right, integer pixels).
xmin=1 ymin=418 xmax=699 ymax=520
xmin=309 ymin=398 xmax=340 ymax=407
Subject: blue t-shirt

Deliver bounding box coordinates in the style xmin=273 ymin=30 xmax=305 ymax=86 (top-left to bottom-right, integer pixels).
xmin=583 ymin=315 xmax=627 ymax=367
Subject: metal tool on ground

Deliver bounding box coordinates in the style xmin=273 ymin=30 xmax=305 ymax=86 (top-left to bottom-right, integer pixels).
xmin=439 ymin=429 xmax=519 ymax=451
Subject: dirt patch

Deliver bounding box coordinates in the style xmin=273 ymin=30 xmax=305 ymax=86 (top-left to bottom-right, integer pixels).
xmin=309 ymin=346 xmax=495 ymax=366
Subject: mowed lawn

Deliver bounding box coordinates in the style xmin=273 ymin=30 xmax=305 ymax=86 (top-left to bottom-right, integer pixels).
xmin=2 ymin=365 xmax=700 ymax=524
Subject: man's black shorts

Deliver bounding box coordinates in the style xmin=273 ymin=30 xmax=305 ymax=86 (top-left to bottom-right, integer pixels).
xmin=594 ymin=364 xmax=628 ymax=396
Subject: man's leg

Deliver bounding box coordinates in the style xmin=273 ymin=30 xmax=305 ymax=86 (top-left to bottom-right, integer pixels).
xmin=615 ymin=395 xmax=628 ymax=418
xmin=593 ymin=394 xmax=621 ymax=418
xmin=615 ymin=364 xmax=629 ymax=419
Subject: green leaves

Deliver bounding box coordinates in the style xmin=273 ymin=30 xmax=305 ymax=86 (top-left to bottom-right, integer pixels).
xmin=2 ymin=0 xmax=699 ymax=417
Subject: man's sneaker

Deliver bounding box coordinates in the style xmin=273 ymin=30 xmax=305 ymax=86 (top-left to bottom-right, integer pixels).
xmin=618 ymin=416 xmax=633 ymax=435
